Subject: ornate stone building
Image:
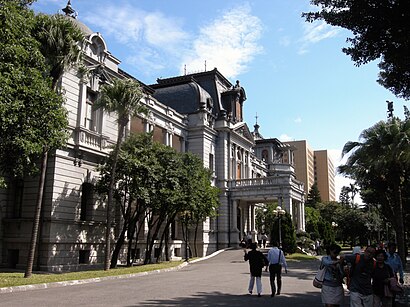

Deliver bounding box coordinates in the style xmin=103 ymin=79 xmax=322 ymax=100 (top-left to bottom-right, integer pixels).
xmin=0 ymin=4 xmax=305 ymax=271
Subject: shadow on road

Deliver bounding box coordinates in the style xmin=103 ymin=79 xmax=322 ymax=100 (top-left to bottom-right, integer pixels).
xmin=126 ymin=290 xmax=322 ymax=307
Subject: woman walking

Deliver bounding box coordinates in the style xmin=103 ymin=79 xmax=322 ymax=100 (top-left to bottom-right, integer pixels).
xmin=321 ymin=243 xmax=344 ymax=307
xmin=373 ymin=249 xmax=394 ymax=307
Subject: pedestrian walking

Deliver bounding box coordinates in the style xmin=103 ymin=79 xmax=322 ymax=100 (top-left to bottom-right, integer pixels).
xmin=267 ymin=240 xmax=288 ymax=297
xmin=385 ymin=242 xmax=404 ymax=307
xmin=341 ymin=245 xmax=376 ymax=307
xmin=262 ymin=233 xmax=268 ymax=248
xmin=244 ymin=242 xmax=268 ymax=297
xmin=372 ymin=249 xmax=394 ymax=307
xmin=257 ymin=232 xmax=263 ymax=248
xmin=321 ymin=243 xmax=344 ymax=307
xmin=246 ymin=231 xmax=252 ymax=248
xmin=386 ymin=242 xmax=404 ymax=285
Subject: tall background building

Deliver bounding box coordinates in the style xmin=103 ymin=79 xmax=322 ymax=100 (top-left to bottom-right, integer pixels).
xmin=284 ymin=141 xmax=336 ymax=202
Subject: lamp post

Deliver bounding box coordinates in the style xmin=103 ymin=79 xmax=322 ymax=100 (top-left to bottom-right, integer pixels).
xmin=273 ymin=206 xmax=286 ymax=248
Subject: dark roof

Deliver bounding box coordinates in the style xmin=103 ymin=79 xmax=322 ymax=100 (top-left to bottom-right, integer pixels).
xmin=152 ymin=68 xmax=232 ymax=89
xmin=152 ymin=81 xmax=212 ymax=114
xmin=64 ymin=15 xmax=93 ymax=37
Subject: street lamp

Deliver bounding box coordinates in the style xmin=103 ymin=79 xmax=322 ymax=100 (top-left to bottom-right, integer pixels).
xmin=273 ymin=206 xmax=286 ymax=248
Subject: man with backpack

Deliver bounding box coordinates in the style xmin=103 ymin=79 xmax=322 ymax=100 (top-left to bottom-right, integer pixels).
xmin=341 ymin=245 xmax=376 ymax=307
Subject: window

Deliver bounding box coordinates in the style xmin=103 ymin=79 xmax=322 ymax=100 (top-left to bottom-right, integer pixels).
xmin=84 ymin=90 xmax=101 ymax=132
xmin=79 ymin=250 xmax=90 ymax=264
xmin=209 ymin=153 xmax=214 ymax=172
xmin=12 ymin=179 xmax=24 ymax=218
xmin=262 ymin=149 xmax=268 ymax=162
xmin=80 ymin=183 xmax=94 ymax=221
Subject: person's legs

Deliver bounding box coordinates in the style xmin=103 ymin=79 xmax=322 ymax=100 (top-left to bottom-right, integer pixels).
xmin=256 ymin=276 xmax=262 ymax=295
xmin=362 ymin=294 xmax=373 ymax=307
xmin=276 ymin=265 xmax=282 ymax=294
xmin=373 ymin=294 xmax=382 ymax=307
xmin=349 ymin=291 xmax=363 ymax=307
xmin=269 ymin=264 xmax=276 ymax=296
xmin=248 ymin=275 xmax=255 ymax=294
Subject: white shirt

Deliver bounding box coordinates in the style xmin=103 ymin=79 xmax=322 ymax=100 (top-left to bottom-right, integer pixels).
xmin=267 ymin=247 xmax=287 ymax=270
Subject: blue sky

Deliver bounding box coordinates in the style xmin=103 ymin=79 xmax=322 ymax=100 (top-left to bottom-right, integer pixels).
xmin=32 ymin=0 xmax=407 ymax=199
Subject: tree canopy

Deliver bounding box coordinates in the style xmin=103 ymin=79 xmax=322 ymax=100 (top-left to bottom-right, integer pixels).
xmin=306 ymin=183 xmax=322 ymax=208
xmin=0 ymin=1 xmax=69 ymax=179
xmin=96 ymin=133 xmax=220 ymax=264
xmin=339 ymin=117 xmax=410 ymax=265
xmin=303 ymin=0 xmax=410 ymax=100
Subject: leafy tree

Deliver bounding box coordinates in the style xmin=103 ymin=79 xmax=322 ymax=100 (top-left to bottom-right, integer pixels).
xmin=339 ymin=186 xmax=351 ymax=206
xmin=303 ymin=0 xmax=410 ymax=99
xmin=33 ymin=13 xmax=83 ymax=90
xmin=179 ymin=153 xmax=220 ymax=258
xmin=0 ymin=1 xmax=78 ymax=278
xmin=306 ymin=183 xmax=322 ymax=208
xmin=348 ymin=183 xmax=359 ymax=206
xmin=304 ymin=206 xmax=321 ymax=239
xmin=93 ymin=78 xmax=147 ymax=270
xmin=95 ymin=133 xmax=155 ymax=267
xmin=271 ymin=212 xmax=297 ymax=254
xmin=24 ymin=11 xmax=83 ymax=279
xmin=339 ymin=118 xmax=410 ymax=265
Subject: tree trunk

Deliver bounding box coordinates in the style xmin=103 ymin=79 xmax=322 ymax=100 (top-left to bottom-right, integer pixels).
xmin=126 ymin=219 xmax=136 ymax=266
xmin=110 ymin=221 xmax=128 ymax=268
xmin=193 ymin=221 xmax=199 ymax=257
xmin=24 ymin=148 xmax=48 ymax=278
xmin=395 ymin=186 xmax=406 ymax=268
xmin=104 ymin=124 xmax=125 ymax=271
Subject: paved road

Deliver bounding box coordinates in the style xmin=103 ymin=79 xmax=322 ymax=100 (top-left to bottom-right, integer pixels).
xmin=1 ymin=249 xmax=327 ymax=307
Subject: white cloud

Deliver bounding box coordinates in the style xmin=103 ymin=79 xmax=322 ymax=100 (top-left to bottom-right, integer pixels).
xmin=298 ymin=20 xmax=340 ymax=54
xmin=180 ymin=4 xmax=263 ymax=78
xmin=294 ymin=116 xmax=302 ymax=123
xmin=81 ymin=4 xmax=190 ymax=74
xmin=83 ymin=5 xmax=189 ymax=48
xmin=81 ymin=3 xmax=262 ymax=78
xmin=279 ymin=134 xmax=294 ymax=142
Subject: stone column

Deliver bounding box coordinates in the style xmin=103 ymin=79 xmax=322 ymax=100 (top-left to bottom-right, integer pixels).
xmin=232 ymin=199 xmax=238 ymax=231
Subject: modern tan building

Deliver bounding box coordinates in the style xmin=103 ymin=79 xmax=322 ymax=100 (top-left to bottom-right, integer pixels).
xmin=284 ymin=141 xmax=336 ymax=202
xmin=314 ymin=150 xmax=336 ymax=202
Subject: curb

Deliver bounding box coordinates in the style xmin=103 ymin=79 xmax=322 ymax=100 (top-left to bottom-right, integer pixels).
xmin=0 ymin=248 xmax=232 ymax=294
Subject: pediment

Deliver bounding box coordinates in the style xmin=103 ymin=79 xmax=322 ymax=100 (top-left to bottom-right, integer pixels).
xmin=232 ymin=122 xmax=254 ymax=142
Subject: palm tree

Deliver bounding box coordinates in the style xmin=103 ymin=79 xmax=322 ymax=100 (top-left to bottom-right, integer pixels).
xmin=24 ymin=14 xmax=83 ymax=278
xmin=93 ymin=78 xmax=147 ymax=270
xmin=339 ymin=118 xmax=410 ymax=267
xmin=348 ymin=183 xmax=359 ymax=206
xmin=34 ymin=13 xmax=83 ymax=90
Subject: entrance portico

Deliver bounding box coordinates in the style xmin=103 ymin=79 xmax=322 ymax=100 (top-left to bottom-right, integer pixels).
xmin=228 ymin=174 xmax=305 ymax=244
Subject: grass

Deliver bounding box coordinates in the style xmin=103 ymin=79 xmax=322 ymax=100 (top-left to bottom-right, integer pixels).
xmin=286 ymin=253 xmax=318 ymax=261
xmin=0 ymin=261 xmax=184 ymax=288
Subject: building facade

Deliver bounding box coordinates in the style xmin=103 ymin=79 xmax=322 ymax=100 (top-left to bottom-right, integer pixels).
xmin=284 ymin=140 xmax=336 ymax=202
xmin=314 ymin=150 xmax=336 ymax=202
xmin=0 ymin=5 xmax=305 ymax=271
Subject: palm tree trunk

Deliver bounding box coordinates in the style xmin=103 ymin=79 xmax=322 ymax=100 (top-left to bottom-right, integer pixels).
xmin=24 ymin=148 xmax=48 ymax=278
xmin=104 ymin=124 xmax=125 ymax=270
xmin=396 ymin=186 xmax=406 ymax=268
